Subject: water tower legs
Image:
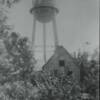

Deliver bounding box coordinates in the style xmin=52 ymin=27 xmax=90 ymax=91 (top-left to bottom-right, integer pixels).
xmin=52 ymin=16 xmax=59 ymax=49
xmin=32 ymin=17 xmax=36 ymax=55
xmin=31 ymin=16 xmax=59 ymax=64
xmin=43 ymin=23 xmax=47 ymax=63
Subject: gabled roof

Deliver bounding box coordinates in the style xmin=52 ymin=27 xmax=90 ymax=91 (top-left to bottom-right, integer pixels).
xmin=42 ymin=45 xmax=79 ymax=70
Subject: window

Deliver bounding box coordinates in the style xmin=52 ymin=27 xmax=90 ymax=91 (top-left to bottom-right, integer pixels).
xmin=59 ymin=60 xmax=65 ymax=67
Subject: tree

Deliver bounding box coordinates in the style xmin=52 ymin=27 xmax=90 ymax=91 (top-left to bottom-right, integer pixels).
xmin=74 ymin=50 xmax=99 ymax=100
xmin=0 ymin=0 xmax=21 ymax=38
xmin=0 ymin=1 xmax=38 ymax=99
xmin=0 ymin=0 xmax=20 ymax=7
xmin=0 ymin=32 xmax=36 ymax=100
xmin=33 ymin=69 xmax=81 ymax=100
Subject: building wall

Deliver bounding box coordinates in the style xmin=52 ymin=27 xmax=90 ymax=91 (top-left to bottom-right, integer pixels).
xmin=42 ymin=46 xmax=80 ymax=82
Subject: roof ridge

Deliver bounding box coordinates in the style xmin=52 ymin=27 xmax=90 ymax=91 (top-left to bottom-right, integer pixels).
xmin=42 ymin=45 xmax=79 ymax=70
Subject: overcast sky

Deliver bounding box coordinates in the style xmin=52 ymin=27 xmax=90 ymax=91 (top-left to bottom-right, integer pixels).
xmin=8 ymin=0 xmax=99 ymax=54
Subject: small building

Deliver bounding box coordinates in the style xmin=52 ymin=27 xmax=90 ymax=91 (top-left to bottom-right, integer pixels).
xmin=42 ymin=46 xmax=80 ymax=82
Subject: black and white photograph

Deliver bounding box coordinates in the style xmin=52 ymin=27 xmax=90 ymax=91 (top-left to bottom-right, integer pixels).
xmin=0 ymin=0 xmax=99 ymax=100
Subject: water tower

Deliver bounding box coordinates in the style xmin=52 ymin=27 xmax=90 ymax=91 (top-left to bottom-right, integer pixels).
xmin=30 ymin=0 xmax=59 ymax=64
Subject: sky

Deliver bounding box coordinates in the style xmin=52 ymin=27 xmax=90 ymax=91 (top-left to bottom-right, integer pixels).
xmin=8 ymin=0 xmax=99 ymax=55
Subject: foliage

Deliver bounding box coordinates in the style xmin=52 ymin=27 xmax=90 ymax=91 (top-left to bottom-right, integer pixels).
xmin=0 ymin=1 xmax=99 ymax=100
xmin=74 ymin=50 xmax=99 ymax=100
xmin=0 ymin=0 xmax=20 ymax=8
xmin=0 ymin=32 xmax=36 ymax=100
xmin=33 ymin=50 xmax=99 ymax=100
xmin=0 ymin=33 xmax=99 ymax=100
xmin=0 ymin=1 xmax=36 ymax=100
xmin=32 ymin=70 xmax=81 ymax=100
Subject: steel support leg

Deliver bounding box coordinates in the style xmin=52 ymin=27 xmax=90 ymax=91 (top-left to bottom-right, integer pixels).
xmin=43 ymin=23 xmax=47 ymax=63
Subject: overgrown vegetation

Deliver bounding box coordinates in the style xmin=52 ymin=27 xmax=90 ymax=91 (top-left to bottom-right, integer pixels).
xmin=74 ymin=50 xmax=99 ymax=100
xmin=0 ymin=29 xmax=99 ymax=100
xmin=0 ymin=33 xmax=99 ymax=100
xmin=0 ymin=1 xmax=99 ymax=100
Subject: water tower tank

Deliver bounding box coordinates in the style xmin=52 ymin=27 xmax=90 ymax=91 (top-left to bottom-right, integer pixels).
xmin=30 ymin=0 xmax=59 ymax=23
